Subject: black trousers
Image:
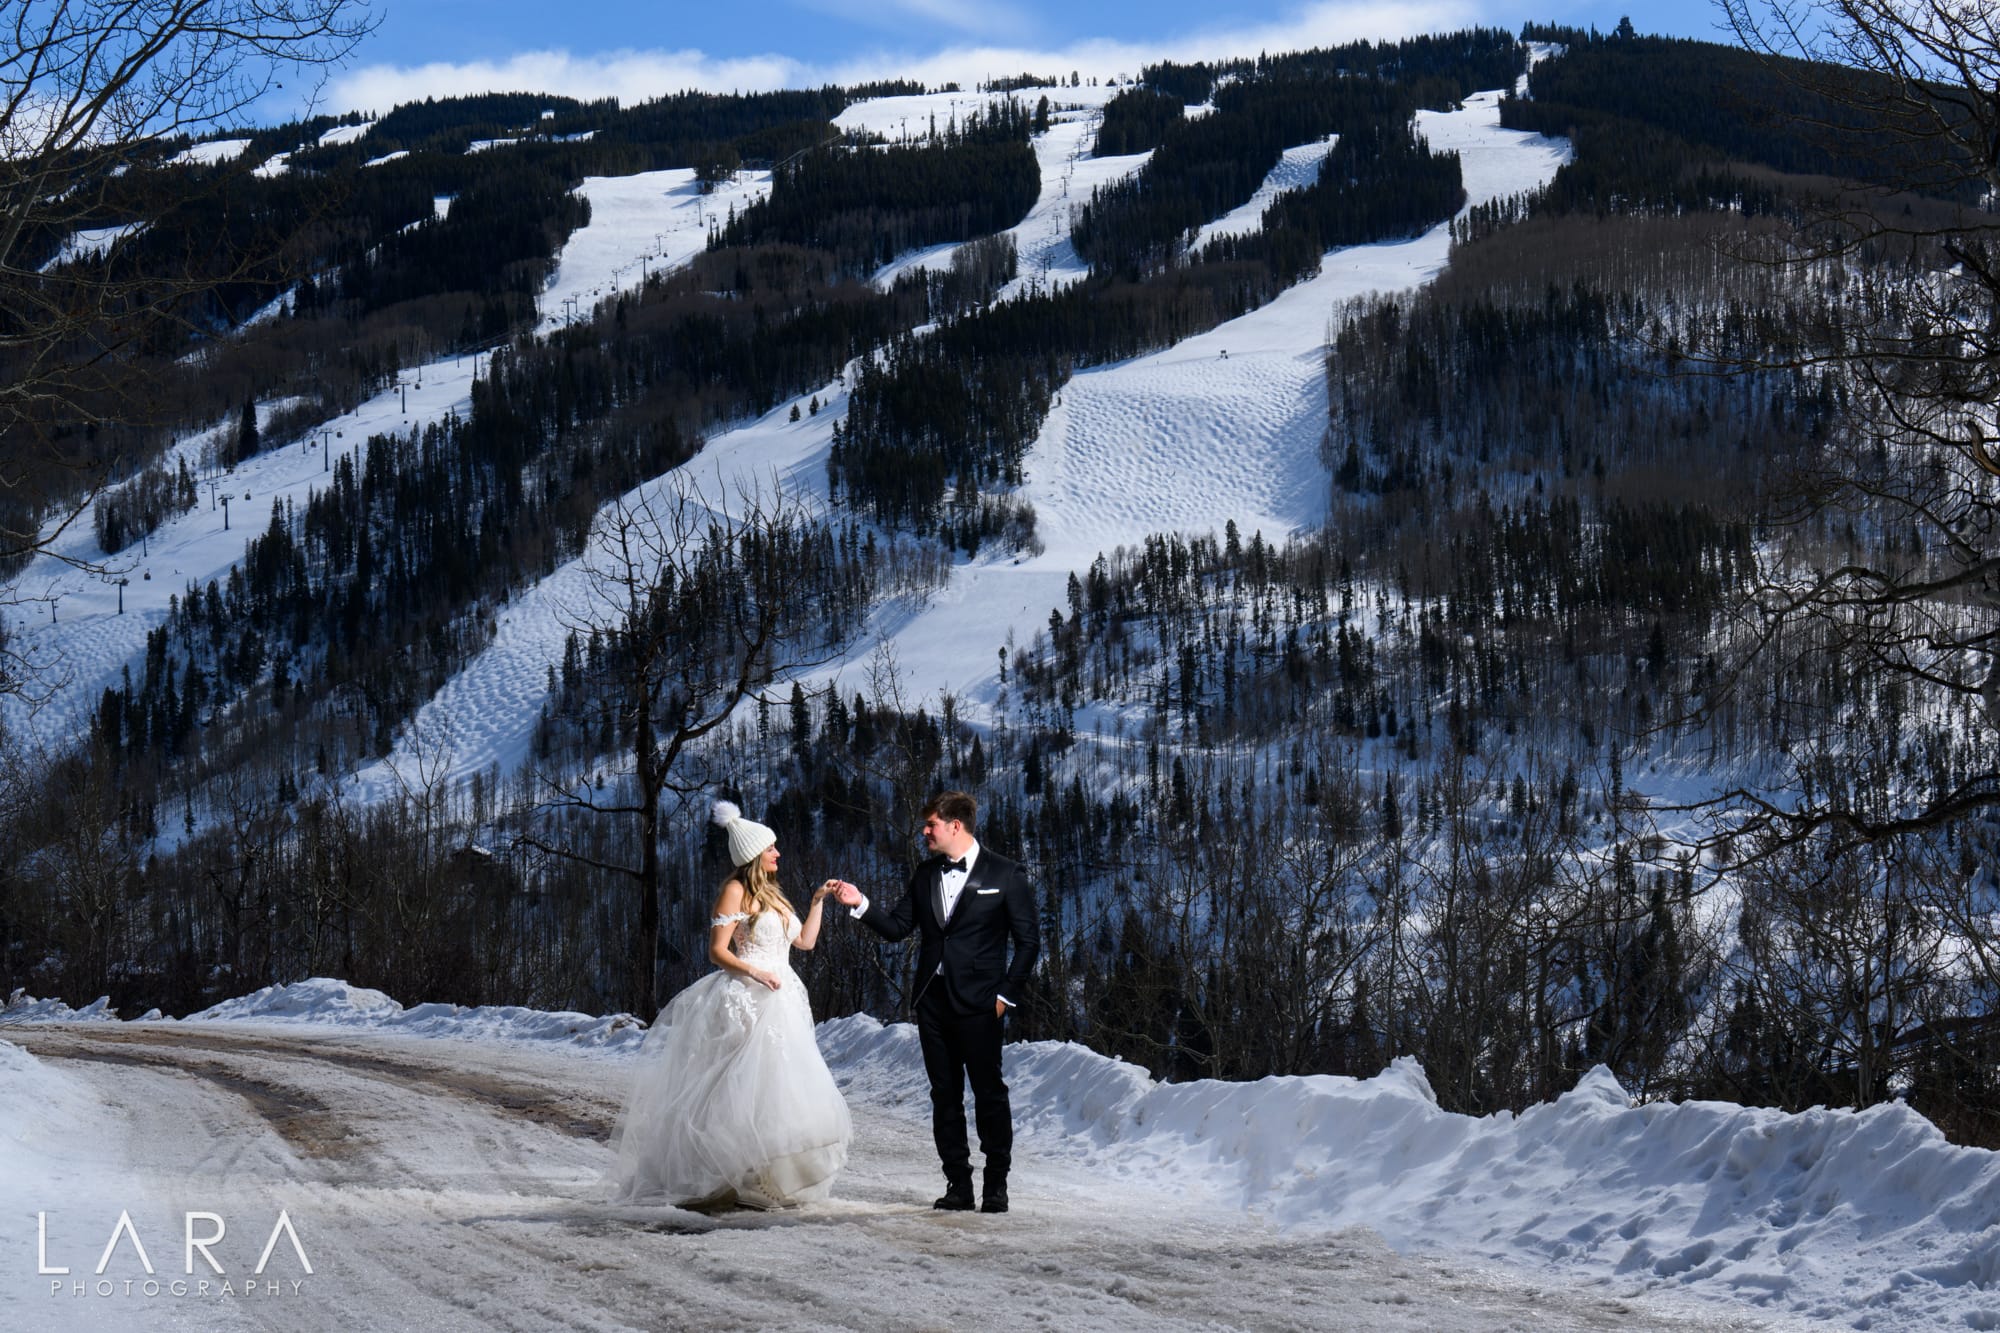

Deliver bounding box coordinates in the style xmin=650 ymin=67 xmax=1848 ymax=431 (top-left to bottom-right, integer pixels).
xmin=915 ymin=980 xmax=1011 ymax=1182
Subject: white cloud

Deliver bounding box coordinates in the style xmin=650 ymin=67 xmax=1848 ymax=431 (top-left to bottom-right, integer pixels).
xmin=328 ymin=1 xmax=1486 ymax=112
xmin=332 ymin=49 xmax=808 ymax=113
xmin=794 ymin=0 xmax=1037 ymax=42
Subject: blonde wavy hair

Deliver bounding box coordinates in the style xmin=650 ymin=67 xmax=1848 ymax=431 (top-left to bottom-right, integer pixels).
xmin=727 ymin=854 xmax=794 ymax=926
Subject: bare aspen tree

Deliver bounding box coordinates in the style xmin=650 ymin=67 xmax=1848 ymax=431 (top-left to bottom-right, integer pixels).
xmin=520 ymin=475 xmax=847 ymax=1015
xmin=1695 ymin=0 xmax=2000 ymax=847
xmin=0 ymin=0 xmax=373 ymax=694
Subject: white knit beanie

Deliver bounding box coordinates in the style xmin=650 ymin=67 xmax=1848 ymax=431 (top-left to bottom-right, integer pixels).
xmin=711 ymin=799 xmax=776 ymax=867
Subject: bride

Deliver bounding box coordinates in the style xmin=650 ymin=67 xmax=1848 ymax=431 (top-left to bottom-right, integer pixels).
xmin=599 ymin=801 xmax=853 ymax=1209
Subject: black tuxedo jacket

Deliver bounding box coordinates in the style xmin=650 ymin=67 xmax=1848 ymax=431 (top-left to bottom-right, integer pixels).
xmin=860 ymin=847 xmax=1040 ymax=1015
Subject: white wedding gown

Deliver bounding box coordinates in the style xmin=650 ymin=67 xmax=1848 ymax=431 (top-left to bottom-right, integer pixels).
xmin=598 ymin=907 xmax=852 ymax=1209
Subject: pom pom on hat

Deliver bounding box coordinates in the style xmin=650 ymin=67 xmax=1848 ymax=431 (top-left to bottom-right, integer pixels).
xmin=711 ymin=797 xmax=776 ymax=866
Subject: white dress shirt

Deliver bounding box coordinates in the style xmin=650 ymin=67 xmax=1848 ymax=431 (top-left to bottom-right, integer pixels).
xmin=849 ymin=840 xmax=1013 ymax=1008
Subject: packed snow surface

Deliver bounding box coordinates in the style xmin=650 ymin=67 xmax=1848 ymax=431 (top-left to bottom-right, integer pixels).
xmin=5 ymin=976 xmax=1991 ymax=1329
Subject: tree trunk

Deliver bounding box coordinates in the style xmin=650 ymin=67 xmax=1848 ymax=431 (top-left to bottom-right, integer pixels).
xmin=634 ymin=704 xmax=662 ymax=1017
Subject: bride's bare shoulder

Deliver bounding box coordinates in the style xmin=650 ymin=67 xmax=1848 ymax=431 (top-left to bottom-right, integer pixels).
xmin=711 ymin=876 xmax=748 ymax=916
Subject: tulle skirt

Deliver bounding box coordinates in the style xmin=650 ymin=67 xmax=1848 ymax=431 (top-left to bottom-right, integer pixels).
xmin=597 ymin=966 xmax=852 ymax=1209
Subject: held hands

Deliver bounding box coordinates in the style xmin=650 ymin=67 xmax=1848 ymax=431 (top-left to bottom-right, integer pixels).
xmin=833 ymin=880 xmax=862 ymax=908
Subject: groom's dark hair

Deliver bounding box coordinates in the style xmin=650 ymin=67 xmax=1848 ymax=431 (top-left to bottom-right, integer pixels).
xmin=923 ymin=791 xmax=977 ymax=831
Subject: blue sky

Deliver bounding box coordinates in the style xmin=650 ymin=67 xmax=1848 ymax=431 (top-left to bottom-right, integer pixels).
xmin=316 ymin=1 xmax=1739 ymax=115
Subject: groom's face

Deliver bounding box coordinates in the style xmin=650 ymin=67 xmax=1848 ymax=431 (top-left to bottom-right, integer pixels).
xmin=921 ymin=813 xmax=966 ymax=855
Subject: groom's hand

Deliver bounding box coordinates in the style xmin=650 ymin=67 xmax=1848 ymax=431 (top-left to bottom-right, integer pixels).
xmin=994 ymin=998 xmax=1009 ymax=1019
xmin=834 ymin=882 xmax=862 ymax=908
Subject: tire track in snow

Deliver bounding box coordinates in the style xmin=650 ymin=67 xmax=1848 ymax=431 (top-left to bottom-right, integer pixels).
xmin=7 ymin=1022 xmax=1786 ymax=1333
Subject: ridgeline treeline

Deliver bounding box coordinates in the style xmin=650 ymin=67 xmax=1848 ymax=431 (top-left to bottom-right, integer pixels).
xmin=717 ymin=99 xmax=1041 ymax=274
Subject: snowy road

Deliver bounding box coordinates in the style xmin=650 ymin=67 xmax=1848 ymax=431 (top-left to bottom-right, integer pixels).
xmin=5 ymin=1022 xmax=1777 ymax=1332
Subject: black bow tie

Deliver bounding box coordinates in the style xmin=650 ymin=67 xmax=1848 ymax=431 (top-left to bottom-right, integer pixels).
xmin=941 ymin=858 xmax=969 ymax=875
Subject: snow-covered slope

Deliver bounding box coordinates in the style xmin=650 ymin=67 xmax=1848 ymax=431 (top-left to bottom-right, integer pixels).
xmin=1033 ymin=89 xmax=1566 ymax=565
xmin=794 ymin=87 xmax=1571 ymax=718
xmin=317 ymin=119 xmax=375 ymax=148
xmin=1191 ymin=136 xmax=1340 ymax=250
xmin=858 ymin=84 xmax=1144 ymax=298
xmin=1 ymin=83 xmax=1565 ymax=795
xmin=353 ymin=84 xmax=1570 ymax=794
xmin=0 ymin=358 xmax=488 ymax=752
xmin=532 ymin=166 xmax=771 ymax=334
xmin=36 ymin=222 xmax=147 ymax=272
xmin=165 ymin=138 xmax=252 ymax=167
xmin=347 ymin=374 xmax=851 ymax=802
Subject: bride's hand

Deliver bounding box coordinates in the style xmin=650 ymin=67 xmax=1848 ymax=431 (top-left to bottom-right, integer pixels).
xmin=814 ymin=879 xmax=838 ymax=902
xmin=749 ymin=969 xmax=781 ymax=991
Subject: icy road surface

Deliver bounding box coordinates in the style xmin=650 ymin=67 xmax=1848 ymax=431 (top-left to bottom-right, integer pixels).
xmin=4 ymin=1021 xmax=1774 ymax=1333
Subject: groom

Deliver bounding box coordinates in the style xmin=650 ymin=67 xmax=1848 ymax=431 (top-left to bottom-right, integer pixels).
xmin=836 ymin=791 xmax=1039 ymax=1213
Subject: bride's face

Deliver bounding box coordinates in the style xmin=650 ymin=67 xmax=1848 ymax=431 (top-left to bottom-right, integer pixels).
xmin=760 ymin=844 xmax=780 ymax=875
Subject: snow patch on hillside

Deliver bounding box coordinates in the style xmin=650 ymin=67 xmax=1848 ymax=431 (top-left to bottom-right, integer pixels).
xmin=534 ymin=167 xmax=771 ymax=334
xmin=166 ymin=138 xmax=251 ymax=167
xmin=831 ymin=85 xmax=1117 ymax=142
xmin=319 ymin=119 xmax=375 ymax=147
xmin=1001 ymin=112 xmax=1149 ymax=298
xmin=37 ymin=222 xmax=145 ymax=272
xmin=1191 ymin=136 xmax=1338 ymax=250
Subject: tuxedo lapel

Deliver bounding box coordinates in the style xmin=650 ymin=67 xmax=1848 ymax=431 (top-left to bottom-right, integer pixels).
xmin=951 ymin=856 xmax=999 ymax=932
xmin=937 ymin=855 xmax=987 ymax=933
xmin=957 ymin=857 xmax=989 ymax=912
xmin=931 ymin=861 xmax=948 ymax=933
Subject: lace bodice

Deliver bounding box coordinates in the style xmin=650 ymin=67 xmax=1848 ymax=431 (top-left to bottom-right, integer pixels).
xmin=712 ymin=908 xmax=800 ymax=972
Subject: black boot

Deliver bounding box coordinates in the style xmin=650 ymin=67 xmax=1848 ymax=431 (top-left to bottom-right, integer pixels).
xmin=933 ymin=1174 xmax=975 ymax=1211
xmin=980 ymin=1170 xmax=1008 ymax=1214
